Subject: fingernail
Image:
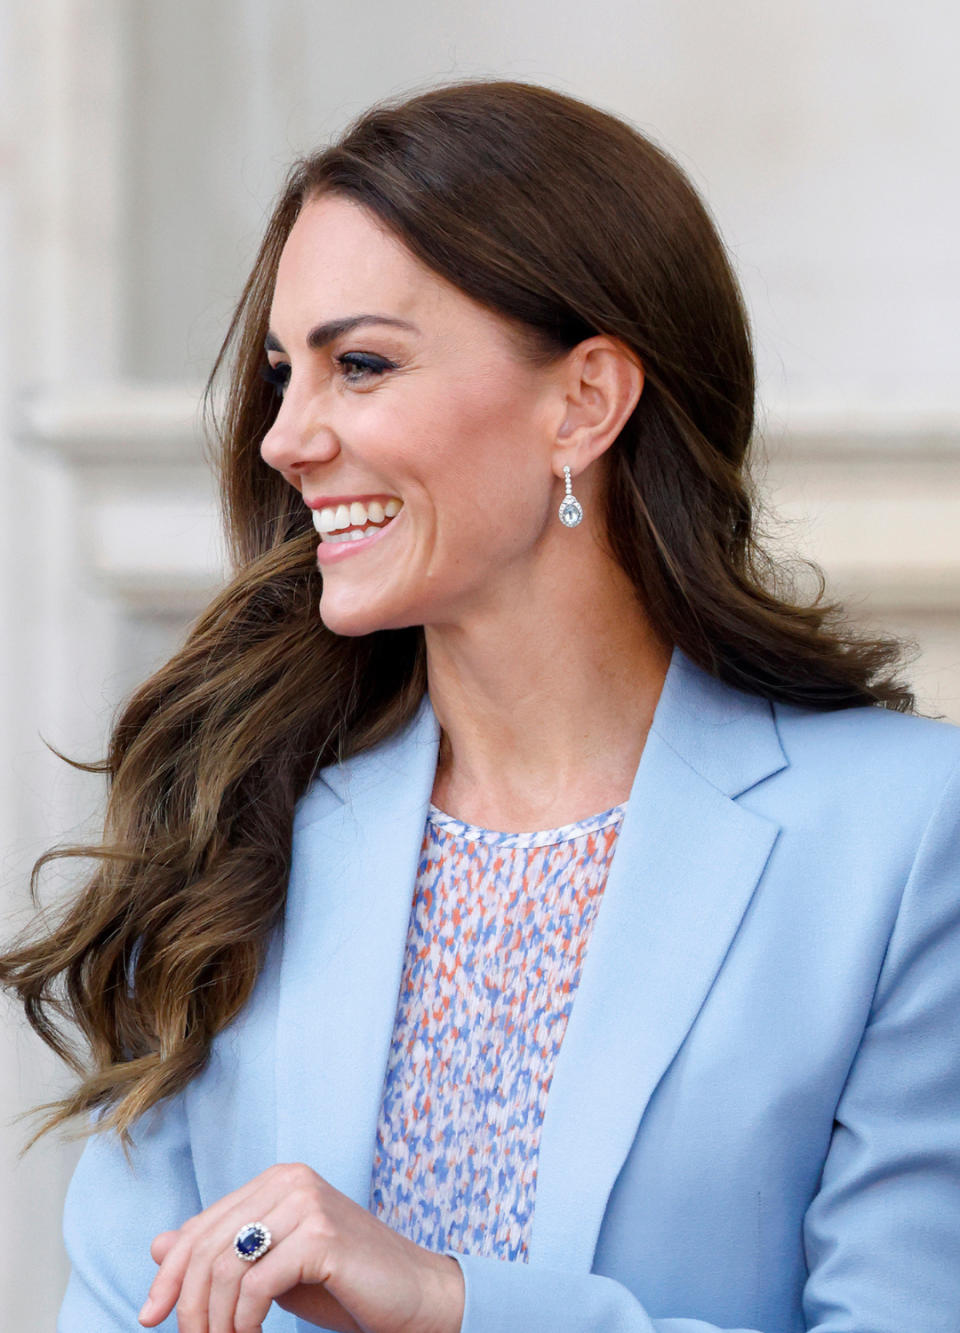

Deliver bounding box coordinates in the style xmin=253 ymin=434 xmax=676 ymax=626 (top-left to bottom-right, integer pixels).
xmin=137 ymin=1297 xmax=154 ymax=1324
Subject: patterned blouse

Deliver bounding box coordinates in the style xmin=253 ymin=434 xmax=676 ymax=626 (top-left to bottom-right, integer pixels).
xmin=368 ymin=797 xmax=627 ymax=1262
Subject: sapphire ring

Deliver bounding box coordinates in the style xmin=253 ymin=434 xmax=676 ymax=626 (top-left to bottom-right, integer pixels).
xmin=233 ymin=1222 xmax=272 ymax=1263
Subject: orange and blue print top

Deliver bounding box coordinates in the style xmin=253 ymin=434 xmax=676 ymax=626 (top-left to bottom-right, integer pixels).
xmin=368 ymin=797 xmax=627 ymax=1262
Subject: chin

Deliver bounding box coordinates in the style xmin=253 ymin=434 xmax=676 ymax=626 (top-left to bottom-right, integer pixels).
xmin=317 ymin=606 xmax=384 ymax=638
xmin=317 ymin=590 xmax=415 ymax=639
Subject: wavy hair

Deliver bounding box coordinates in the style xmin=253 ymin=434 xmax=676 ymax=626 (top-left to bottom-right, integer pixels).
xmin=0 ymin=78 xmax=922 ymax=1144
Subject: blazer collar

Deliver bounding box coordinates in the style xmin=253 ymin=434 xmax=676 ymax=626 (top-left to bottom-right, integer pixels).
xmin=275 ymin=644 xmax=787 ymax=1270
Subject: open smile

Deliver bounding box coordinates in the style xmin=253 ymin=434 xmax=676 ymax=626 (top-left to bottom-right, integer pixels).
xmin=315 ymin=506 xmax=404 ymax=566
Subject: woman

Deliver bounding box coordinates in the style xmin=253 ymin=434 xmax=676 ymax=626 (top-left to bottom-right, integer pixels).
xmin=3 ymin=78 xmax=959 ymax=1333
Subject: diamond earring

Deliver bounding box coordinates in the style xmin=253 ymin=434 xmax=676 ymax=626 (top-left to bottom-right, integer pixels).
xmin=558 ymin=465 xmax=583 ymax=527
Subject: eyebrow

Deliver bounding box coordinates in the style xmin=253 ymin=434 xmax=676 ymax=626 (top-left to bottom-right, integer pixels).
xmin=264 ymin=314 xmax=420 ymax=354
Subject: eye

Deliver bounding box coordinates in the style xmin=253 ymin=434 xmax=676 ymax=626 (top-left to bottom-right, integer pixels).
xmin=335 ymin=353 xmax=395 ymax=383
xmin=260 ymin=360 xmax=290 ymax=399
xmin=259 ymin=352 xmax=395 ymax=399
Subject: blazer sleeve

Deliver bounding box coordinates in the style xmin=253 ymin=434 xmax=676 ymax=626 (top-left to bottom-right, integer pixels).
xmin=443 ymin=754 xmax=960 ymax=1333
xmin=57 ymin=1091 xmax=202 ymax=1331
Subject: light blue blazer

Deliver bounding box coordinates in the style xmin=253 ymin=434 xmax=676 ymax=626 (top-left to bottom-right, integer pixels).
xmin=58 ymin=646 xmax=960 ymax=1331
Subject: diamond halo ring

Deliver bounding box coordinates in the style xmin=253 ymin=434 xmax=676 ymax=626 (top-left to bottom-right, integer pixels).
xmin=233 ymin=1221 xmax=272 ymax=1263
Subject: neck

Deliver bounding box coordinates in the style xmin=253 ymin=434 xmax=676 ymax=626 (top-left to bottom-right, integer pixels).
xmin=423 ymin=556 xmax=672 ymax=829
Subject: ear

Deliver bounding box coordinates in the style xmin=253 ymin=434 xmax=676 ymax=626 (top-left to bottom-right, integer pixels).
xmin=553 ymin=336 xmax=644 ymax=474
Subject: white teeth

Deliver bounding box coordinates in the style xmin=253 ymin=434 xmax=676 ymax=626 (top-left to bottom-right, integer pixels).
xmin=320 ymin=522 xmax=386 ymax=544
xmin=311 ymin=497 xmax=403 ymax=533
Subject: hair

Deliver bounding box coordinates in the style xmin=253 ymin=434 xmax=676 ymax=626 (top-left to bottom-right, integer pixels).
xmin=0 ymin=77 xmax=924 ymax=1146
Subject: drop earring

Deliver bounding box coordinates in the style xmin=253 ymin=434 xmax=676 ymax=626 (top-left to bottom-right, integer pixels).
xmin=558 ymin=465 xmax=583 ymax=527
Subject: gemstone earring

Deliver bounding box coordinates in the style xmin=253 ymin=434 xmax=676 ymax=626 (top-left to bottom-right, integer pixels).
xmin=558 ymin=465 xmax=583 ymax=527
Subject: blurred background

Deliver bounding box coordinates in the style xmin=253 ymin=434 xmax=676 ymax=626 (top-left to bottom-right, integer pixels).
xmin=1 ymin=0 xmax=958 ymax=1325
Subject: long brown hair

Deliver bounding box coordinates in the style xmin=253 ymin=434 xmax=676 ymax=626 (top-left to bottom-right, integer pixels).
xmin=0 ymin=78 xmax=922 ymax=1145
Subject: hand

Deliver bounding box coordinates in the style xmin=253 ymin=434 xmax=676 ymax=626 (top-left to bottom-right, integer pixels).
xmin=137 ymin=1162 xmax=465 ymax=1333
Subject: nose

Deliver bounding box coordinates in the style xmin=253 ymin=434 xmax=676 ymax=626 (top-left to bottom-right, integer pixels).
xmin=259 ymin=394 xmax=340 ymax=477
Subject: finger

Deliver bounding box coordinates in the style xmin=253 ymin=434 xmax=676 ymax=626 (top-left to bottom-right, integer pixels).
xmin=139 ymin=1229 xmax=196 ymax=1326
xmin=233 ymin=1220 xmax=336 ymax=1333
xmin=181 ymin=1185 xmax=301 ymax=1333
xmin=149 ymin=1230 xmax=180 ymax=1264
xmin=205 ymin=1236 xmax=259 ymax=1333
xmin=139 ymin=1168 xmax=290 ymax=1326
xmin=207 ymin=1202 xmax=294 ymax=1333
xmin=208 ymin=1179 xmax=340 ymax=1333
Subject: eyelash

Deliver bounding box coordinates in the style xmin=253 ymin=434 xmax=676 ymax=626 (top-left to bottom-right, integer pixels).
xmin=260 ymin=353 xmax=394 ymax=398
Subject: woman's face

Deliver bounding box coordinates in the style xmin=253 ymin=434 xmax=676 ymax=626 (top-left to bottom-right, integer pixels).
xmin=261 ymin=191 xmax=575 ymax=638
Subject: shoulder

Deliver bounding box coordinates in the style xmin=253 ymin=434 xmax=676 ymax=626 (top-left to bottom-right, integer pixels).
xmin=772 ymin=697 xmax=960 ymax=781
xmin=765 ymin=697 xmax=960 ymax=851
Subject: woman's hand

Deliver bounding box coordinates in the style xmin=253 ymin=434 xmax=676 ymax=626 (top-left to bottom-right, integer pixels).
xmin=137 ymin=1162 xmax=465 ymax=1333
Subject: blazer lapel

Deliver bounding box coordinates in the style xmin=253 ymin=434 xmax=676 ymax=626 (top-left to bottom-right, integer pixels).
xmin=528 ymin=648 xmax=787 ymax=1269
xmin=274 ymin=645 xmax=788 ymax=1272
xmin=274 ymin=691 xmax=441 ymax=1206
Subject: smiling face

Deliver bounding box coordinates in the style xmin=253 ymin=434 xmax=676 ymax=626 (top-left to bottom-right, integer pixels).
xmin=260 ymin=191 xmax=576 ymax=637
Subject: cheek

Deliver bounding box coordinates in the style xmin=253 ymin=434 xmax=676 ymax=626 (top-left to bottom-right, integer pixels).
xmin=427 ymin=381 xmax=540 ymax=490
xmin=363 ymin=368 xmax=545 ymax=543
xmin=431 ymin=462 xmax=542 ymax=566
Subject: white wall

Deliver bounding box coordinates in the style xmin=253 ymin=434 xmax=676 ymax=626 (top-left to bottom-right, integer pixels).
xmin=2 ymin=1 xmax=958 ymax=1325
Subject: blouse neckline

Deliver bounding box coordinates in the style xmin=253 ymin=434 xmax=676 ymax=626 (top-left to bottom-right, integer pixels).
xmin=425 ymin=800 xmax=627 ymax=850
